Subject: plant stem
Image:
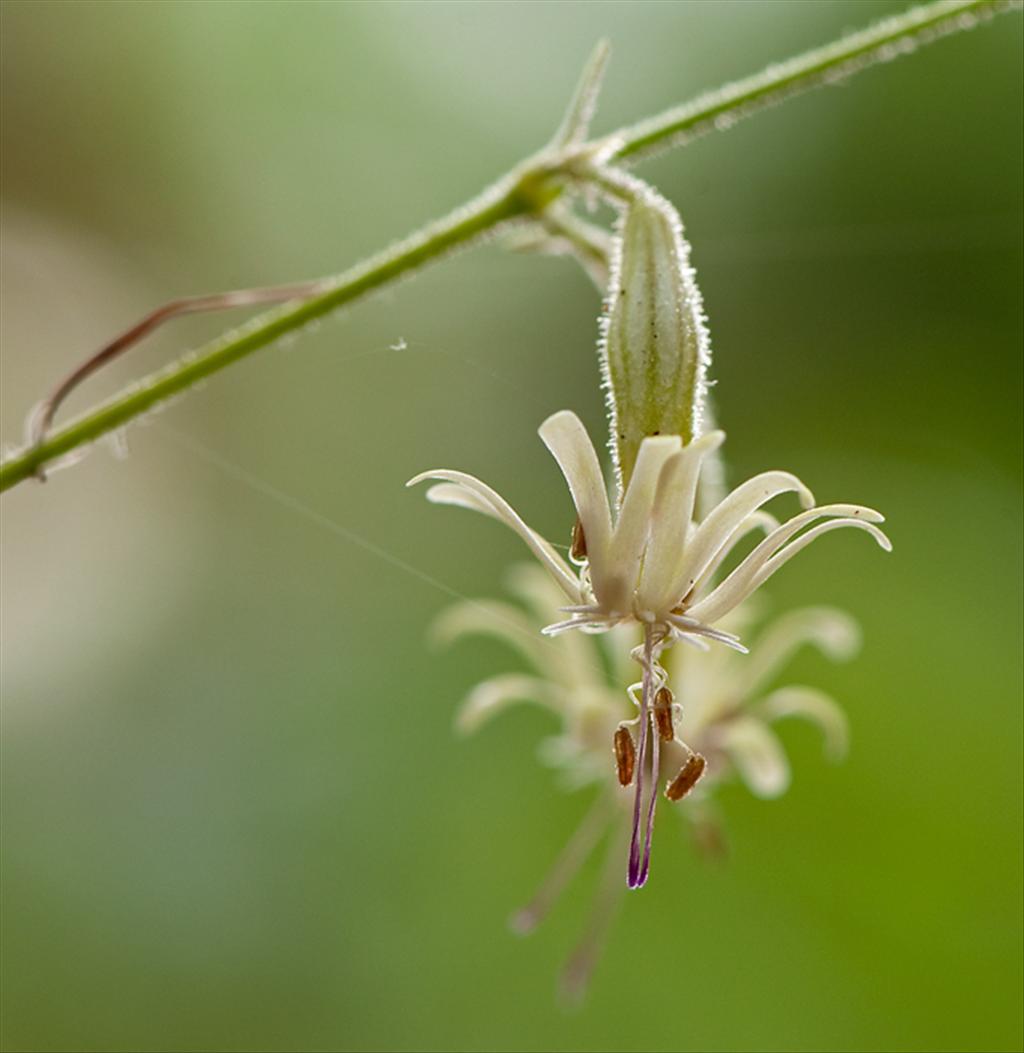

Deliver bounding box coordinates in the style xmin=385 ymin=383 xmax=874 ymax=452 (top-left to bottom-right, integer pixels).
xmin=609 ymin=0 xmax=1018 ymax=161
xmin=1 ymin=0 xmax=1017 ymax=493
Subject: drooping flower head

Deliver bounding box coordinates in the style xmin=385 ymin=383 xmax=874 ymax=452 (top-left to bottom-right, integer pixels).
xmin=408 ymin=412 xmax=889 ymax=887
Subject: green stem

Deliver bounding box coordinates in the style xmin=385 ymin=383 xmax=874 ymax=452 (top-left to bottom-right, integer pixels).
xmin=1 ymin=0 xmax=1017 ymax=493
xmin=610 ymin=0 xmax=1017 ymax=161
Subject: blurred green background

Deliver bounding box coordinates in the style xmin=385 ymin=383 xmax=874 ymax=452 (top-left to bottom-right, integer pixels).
xmin=1 ymin=2 xmax=1021 ymax=1051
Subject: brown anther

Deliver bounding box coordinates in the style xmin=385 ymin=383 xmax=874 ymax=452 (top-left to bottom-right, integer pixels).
xmin=570 ymin=516 xmax=587 ymax=562
xmin=613 ymin=726 xmax=636 ymax=786
xmin=665 ymin=752 xmax=707 ymax=801
xmin=653 ymin=686 xmax=675 ymax=742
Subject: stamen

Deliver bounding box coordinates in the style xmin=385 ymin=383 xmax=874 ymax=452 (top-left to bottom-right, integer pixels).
xmin=613 ymin=726 xmax=636 ymax=786
xmin=665 ymin=752 xmax=707 ymax=801
xmin=570 ymin=515 xmax=587 ymax=562
xmin=653 ymin=686 xmax=675 ymax=741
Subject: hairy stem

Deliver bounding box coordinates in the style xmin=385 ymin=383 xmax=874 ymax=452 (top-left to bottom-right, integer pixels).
xmin=1 ymin=0 xmax=1016 ymax=493
xmin=607 ymin=0 xmax=1019 ymax=162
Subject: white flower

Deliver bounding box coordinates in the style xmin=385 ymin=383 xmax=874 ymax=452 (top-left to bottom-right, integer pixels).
xmin=409 ymin=409 xmax=890 ymax=887
xmin=410 ymin=409 xmax=887 ymax=641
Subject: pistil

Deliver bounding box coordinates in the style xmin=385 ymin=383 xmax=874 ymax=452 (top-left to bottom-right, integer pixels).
xmin=627 ymin=622 xmax=668 ymax=889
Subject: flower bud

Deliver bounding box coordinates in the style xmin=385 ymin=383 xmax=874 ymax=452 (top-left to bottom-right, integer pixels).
xmin=599 ymin=186 xmax=710 ymax=493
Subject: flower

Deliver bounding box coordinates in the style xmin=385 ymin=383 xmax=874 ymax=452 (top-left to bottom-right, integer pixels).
xmin=436 ymin=562 xmax=862 ymax=1000
xmin=408 ymin=409 xmax=890 ymax=888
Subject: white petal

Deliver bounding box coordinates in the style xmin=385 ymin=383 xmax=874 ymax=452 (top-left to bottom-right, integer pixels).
xmin=738 ymin=607 xmax=860 ymax=698
xmin=422 ymin=482 xmax=498 ymax=518
xmin=702 ymin=505 xmax=883 ymax=610
xmin=687 ymin=509 xmax=778 ymax=604
xmin=637 ymin=431 xmax=724 ymax=613
xmin=757 ymin=686 xmax=849 ymax=762
xmin=689 ymin=511 xmax=890 ymax=624
xmin=607 ymin=435 xmax=681 ymax=605
xmin=455 ymin=674 xmax=563 ymax=734
xmin=670 ymin=471 xmax=816 ymax=609
xmin=408 ymin=468 xmax=581 ymax=601
xmin=537 ymin=411 xmax=615 ymax=601
xmin=720 ymin=717 xmax=791 ymax=798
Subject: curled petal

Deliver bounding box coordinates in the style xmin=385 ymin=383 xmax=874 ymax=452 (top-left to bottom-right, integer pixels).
xmin=757 ymin=686 xmax=849 ymax=762
xmin=719 ymin=716 xmax=791 ymax=799
xmin=538 ymin=411 xmax=614 ymax=596
xmin=687 ymin=509 xmax=778 ymax=604
xmin=422 ymin=482 xmax=497 ymax=518
xmin=689 ymin=508 xmax=890 ymax=624
xmin=455 ymin=674 xmax=563 ymax=734
xmin=670 ymin=471 xmax=816 ymax=607
xmin=408 ymin=468 xmax=581 ymax=601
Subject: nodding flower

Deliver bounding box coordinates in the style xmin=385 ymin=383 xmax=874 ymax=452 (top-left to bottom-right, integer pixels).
xmin=409 ymin=409 xmax=890 ymax=888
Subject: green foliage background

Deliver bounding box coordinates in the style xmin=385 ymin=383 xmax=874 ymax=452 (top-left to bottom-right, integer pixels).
xmin=2 ymin=2 xmax=1021 ymax=1050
